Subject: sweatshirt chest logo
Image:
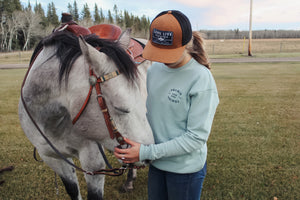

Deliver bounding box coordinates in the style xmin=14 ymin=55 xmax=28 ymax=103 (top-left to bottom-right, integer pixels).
xmin=168 ymin=88 xmax=182 ymax=103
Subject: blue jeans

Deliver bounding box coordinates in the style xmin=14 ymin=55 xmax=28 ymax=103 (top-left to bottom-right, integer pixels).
xmin=148 ymin=162 xmax=207 ymax=200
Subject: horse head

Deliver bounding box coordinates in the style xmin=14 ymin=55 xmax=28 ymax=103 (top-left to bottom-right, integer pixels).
xmin=77 ymin=30 xmax=154 ymax=165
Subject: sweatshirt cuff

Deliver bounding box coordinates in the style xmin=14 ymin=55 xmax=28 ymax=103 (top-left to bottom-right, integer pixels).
xmin=139 ymin=144 xmax=152 ymax=161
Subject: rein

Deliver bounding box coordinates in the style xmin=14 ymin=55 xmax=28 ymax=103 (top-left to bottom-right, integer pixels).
xmin=20 ymin=35 xmax=145 ymax=176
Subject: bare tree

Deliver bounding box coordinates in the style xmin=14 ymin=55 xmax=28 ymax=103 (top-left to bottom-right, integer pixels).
xmin=16 ymin=9 xmax=42 ymax=50
xmin=6 ymin=11 xmax=22 ymax=51
xmin=5 ymin=17 xmax=15 ymax=51
xmin=0 ymin=13 xmax=8 ymax=51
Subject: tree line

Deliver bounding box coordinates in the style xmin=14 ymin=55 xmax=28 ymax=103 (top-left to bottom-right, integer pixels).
xmin=201 ymin=29 xmax=300 ymax=40
xmin=0 ymin=0 xmax=150 ymax=52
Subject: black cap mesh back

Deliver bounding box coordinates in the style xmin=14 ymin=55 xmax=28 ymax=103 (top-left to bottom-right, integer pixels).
xmin=152 ymin=10 xmax=192 ymax=46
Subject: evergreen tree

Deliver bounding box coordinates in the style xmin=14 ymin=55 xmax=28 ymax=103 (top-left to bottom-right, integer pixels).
xmin=13 ymin=0 xmax=22 ymax=11
xmin=82 ymin=3 xmax=91 ymax=20
xmin=73 ymin=1 xmax=79 ymax=21
xmin=107 ymin=10 xmax=113 ymax=24
xmin=51 ymin=2 xmax=59 ymax=25
xmin=0 ymin=0 xmax=22 ymax=15
xmin=67 ymin=3 xmax=73 ymax=16
xmin=99 ymin=7 xmax=105 ymax=23
xmin=140 ymin=15 xmax=150 ymax=31
xmin=34 ymin=3 xmax=44 ymax=16
xmin=113 ymin=4 xmax=118 ymax=23
xmin=124 ymin=10 xmax=133 ymax=28
xmin=34 ymin=2 xmax=46 ymax=27
xmin=118 ymin=10 xmax=124 ymax=27
xmin=113 ymin=4 xmax=122 ymax=26
xmin=25 ymin=1 xmax=32 ymax=12
xmin=46 ymin=3 xmax=51 ymax=26
xmin=133 ymin=16 xmax=141 ymax=32
xmin=46 ymin=2 xmax=59 ymax=26
xmin=94 ymin=4 xmax=100 ymax=24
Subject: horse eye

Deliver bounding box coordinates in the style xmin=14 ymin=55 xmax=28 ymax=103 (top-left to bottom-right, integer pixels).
xmin=114 ymin=107 xmax=130 ymax=114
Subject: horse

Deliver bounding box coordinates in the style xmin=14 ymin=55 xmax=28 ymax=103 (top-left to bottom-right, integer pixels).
xmin=18 ymin=28 xmax=154 ymax=200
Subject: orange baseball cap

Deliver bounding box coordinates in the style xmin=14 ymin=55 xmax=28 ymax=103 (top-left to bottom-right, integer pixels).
xmin=142 ymin=10 xmax=192 ymax=63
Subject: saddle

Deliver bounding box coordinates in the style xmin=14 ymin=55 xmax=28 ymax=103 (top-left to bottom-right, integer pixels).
xmin=89 ymin=24 xmax=145 ymax=64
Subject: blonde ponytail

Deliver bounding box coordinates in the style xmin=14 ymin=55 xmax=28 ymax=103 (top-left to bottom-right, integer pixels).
xmin=187 ymin=31 xmax=210 ymax=69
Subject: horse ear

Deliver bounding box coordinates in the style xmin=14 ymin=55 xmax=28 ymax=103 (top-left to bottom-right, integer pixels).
xmin=118 ymin=28 xmax=131 ymax=49
xmin=78 ymin=35 xmax=94 ymax=65
xmin=78 ymin=35 xmax=108 ymax=75
xmin=78 ymin=35 xmax=89 ymax=59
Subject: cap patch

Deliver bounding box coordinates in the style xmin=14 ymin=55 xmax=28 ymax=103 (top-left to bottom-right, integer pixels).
xmin=152 ymin=28 xmax=173 ymax=46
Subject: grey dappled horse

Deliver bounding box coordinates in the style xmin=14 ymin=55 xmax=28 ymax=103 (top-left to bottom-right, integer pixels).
xmin=18 ymin=29 xmax=154 ymax=200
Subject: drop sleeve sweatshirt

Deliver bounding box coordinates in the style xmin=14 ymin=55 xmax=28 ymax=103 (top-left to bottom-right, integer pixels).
xmin=139 ymin=58 xmax=219 ymax=173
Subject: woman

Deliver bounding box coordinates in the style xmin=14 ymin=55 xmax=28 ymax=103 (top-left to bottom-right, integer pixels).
xmin=114 ymin=10 xmax=219 ymax=200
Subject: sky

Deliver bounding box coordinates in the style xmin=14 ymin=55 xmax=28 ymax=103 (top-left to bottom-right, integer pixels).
xmin=20 ymin=0 xmax=300 ymax=31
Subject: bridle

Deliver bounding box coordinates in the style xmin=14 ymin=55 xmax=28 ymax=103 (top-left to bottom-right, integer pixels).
xmin=72 ymin=67 xmax=126 ymax=145
xmin=21 ymin=37 xmax=145 ymax=176
xmin=72 ymin=40 xmax=145 ymax=144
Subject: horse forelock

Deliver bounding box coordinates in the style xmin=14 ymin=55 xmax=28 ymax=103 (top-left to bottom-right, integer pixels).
xmin=31 ymin=31 xmax=137 ymax=85
xmin=84 ymin=34 xmax=138 ymax=81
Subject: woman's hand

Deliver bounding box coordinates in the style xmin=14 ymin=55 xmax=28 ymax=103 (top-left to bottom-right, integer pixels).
xmin=114 ymin=138 xmax=141 ymax=163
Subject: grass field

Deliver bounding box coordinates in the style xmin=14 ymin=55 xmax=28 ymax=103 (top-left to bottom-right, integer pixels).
xmin=0 ymin=60 xmax=299 ymax=199
xmin=206 ymin=62 xmax=300 ymax=200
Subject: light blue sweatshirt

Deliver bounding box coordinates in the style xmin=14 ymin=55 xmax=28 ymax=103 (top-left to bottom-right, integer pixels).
xmin=139 ymin=58 xmax=219 ymax=173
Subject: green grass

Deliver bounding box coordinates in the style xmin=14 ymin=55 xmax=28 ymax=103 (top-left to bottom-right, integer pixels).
xmin=205 ymin=62 xmax=300 ymax=200
xmin=0 ymin=62 xmax=299 ymax=200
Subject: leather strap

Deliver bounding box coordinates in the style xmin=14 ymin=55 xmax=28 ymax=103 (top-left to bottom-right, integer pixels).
xmin=91 ymin=69 xmax=126 ymax=145
xmin=72 ymin=85 xmax=93 ymax=124
xmin=71 ymin=67 xmax=125 ymax=145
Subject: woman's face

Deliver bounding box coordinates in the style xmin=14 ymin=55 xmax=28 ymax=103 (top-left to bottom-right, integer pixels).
xmin=164 ymin=50 xmax=191 ymax=68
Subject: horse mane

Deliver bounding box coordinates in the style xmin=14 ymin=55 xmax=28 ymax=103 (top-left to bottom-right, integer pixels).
xmin=30 ymin=31 xmax=137 ymax=84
